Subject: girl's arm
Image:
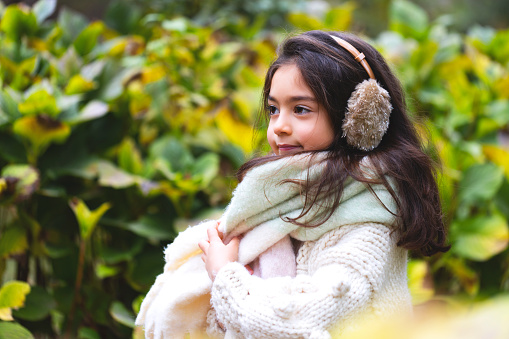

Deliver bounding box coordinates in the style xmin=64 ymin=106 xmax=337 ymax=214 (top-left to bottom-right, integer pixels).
xmin=207 ymin=222 xmax=406 ymax=338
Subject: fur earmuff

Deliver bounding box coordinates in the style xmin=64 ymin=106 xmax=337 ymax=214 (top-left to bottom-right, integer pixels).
xmin=342 ymin=79 xmax=392 ymax=151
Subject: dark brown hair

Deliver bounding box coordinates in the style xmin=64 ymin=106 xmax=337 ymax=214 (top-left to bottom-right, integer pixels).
xmin=237 ymin=31 xmax=449 ymax=256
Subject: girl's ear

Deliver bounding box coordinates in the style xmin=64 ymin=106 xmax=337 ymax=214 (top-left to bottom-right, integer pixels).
xmin=342 ymin=79 xmax=392 ymax=151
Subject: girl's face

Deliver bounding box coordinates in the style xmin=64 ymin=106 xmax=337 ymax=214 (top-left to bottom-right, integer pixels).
xmin=266 ymin=64 xmax=334 ymax=155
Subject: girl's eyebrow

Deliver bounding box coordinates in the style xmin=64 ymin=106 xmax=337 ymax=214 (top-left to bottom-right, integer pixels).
xmin=267 ymin=95 xmax=316 ymax=103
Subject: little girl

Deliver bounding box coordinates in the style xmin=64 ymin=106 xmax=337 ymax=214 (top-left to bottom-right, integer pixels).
xmin=135 ymin=30 xmax=449 ymax=339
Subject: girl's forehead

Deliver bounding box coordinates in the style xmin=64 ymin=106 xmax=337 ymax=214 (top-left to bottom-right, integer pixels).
xmin=270 ymin=64 xmax=311 ymax=94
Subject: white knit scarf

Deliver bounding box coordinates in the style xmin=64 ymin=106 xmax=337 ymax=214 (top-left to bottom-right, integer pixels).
xmin=135 ymin=153 xmax=398 ymax=338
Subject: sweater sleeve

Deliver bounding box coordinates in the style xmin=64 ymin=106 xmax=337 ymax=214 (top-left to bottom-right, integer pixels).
xmin=210 ymin=222 xmax=396 ymax=339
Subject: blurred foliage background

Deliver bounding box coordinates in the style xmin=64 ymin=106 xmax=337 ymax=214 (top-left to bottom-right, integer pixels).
xmin=0 ymin=0 xmax=508 ymax=338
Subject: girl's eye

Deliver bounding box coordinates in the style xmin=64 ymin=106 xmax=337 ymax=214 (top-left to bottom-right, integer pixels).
xmin=294 ymin=106 xmax=311 ymax=114
xmin=267 ymin=105 xmax=279 ymax=115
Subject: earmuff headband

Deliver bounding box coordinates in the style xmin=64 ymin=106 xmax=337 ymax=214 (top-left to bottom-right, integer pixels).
xmin=329 ymin=35 xmax=375 ymax=80
xmin=328 ymin=34 xmax=392 ymax=151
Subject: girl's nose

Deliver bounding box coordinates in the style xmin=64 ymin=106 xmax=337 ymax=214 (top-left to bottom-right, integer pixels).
xmin=272 ymin=112 xmax=292 ymax=135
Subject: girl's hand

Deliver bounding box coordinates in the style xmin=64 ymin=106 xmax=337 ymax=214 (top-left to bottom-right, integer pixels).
xmin=198 ymin=222 xmax=239 ymax=282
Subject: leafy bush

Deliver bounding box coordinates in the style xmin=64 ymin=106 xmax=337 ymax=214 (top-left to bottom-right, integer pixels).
xmin=0 ymin=0 xmax=266 ymax=337
xmin=0 ymin=0 xmax=508 ymax=337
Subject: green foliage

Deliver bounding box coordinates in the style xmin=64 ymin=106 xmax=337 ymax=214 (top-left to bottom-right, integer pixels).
xmin=0 ymin=322 xmax=34 ymax=339
xmin=0 ymin=0 xmax=508 ymax=337
xmin=377 ymin=0 xmax=509 ymax=299
xmin=0 ymin=0 xmax=263 ymax=336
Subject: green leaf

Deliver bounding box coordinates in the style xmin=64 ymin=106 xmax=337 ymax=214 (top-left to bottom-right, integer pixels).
xmin=12 ymin=286 xmax=56 ymax=321
xmin=77 ymin=327 xmax=100 ymax=339
xmin=118 ymin=138 xmax=143 ymax=175
xmin=0 ymin=90 xmax=21 ymax=127
xmin=126 ymin=248 xmax=164 ymax=291
xmin=0 ymin=5 xmax=38 ymax=41
xmin=451 ymin=214 xmax=509 ymax=261
xmin=0 ymin=322 xmax=34 ymax=339
xmin=66 ymin=101 xmax=109 ymax=124
xmin=491 ymin=29 xmax=509 ymax=64
xmin=74 ymin=21 xmax=104 ymax=57
xmin=161 ymin=18 xmax=188 ymax=32
xmin=191 ymin=152 xmax=219 ymax=188
xmin=104 ymin=1 xmax=142 ymax=35
xmin=485 ymin=100 xmax=509 ymax=126
xmin=96 ymin=161 xmax=139 ymax=189
xmin=109 ymin=301 xmax=135 ymax=328
xmin=95 ymin=264 xmax=120 ymax=279
xmin=149 ymin=136 xmax=193 ymax=173
xmin=410 ymin=40 xmax=438 ymax=79
xmin=69 ymin=198 xmax=111 ymax=241
xmin=458 ymin=163 xmax=504 ymax=204
xmin=58 ymin=8 xmax=88 ymax=43
xmin=32 ymin=0 xmax=56 ymax=24
xmin=389 ymin=0 xmax=429 ymax=40
xmin=495 ymin=180 xmax=509 ymax=219
xmin=0 ymin=281 xmax=30 ymax=321
xmin=132 ymin=295 xmax=144 ymax=315
xmin=97 ymin=237 xmax=144 ymax=264
xmin=18 ymin=90 xmax=59 ymax=117
xmin=0 ymin=134 xmax=26 ymax=163
xmin=119 ymin=214 xmax=175 ymax=240
xmin=0 ymin=227 xmax=28 ymax=259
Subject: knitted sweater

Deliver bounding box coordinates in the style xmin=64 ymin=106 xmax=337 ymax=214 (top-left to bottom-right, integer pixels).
xmin=207 ymin=223 xmax=412 ymax=339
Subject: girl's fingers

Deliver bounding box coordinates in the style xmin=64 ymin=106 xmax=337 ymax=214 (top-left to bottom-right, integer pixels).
xmin=215 ymin=221 xmax=225 ymax=240
xmin=198 ymin=240 xmax=209 ymax=254
xmin=201 ymin=254 xmax=206 ymax=263
xmin=207 ymin=225 xmax=221 ymax=242
xmin=216 ymin=225 xmax=224 ymax=240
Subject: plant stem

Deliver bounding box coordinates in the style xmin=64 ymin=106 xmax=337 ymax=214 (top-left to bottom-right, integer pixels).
xmin=65 ymin=239 xmax=86 ymax=339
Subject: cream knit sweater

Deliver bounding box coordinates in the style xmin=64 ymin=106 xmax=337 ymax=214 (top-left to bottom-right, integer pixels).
xmin=208 ymin=223 xmax=412 ymax=339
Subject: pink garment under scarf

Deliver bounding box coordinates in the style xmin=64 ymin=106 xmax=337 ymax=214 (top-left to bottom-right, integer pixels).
xmin=250 ymin=235 xmax=297 ymax=279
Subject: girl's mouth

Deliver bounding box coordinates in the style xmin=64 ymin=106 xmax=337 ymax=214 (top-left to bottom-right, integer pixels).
xmin=278 ymin=144 xmax=301 ymax=153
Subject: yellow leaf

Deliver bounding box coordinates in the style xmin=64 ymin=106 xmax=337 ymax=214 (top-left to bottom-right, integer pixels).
xmin=0 ymin=281 xmax=31 ymax=321
xmin=0 ymin=307 xmax=13 ymax=321
xmin=287 ymin=13 xmax=323 ymax=31
xmin=215 ymin=107 xmax=254 ymax=154
xmin=324 ymin=3 xmax=356 ymax=31
xmin=18 ymin=89 xmax=59 ymax=117
xmin=494 ymin=75 xmax=509 ymax=99
xmin=141 ymin=65 xmax=166 ymax=84
xmin=0 ymin=227 xmax=28 ymax=259
xmin=128 ymin=89 xmax=151 ymax=118
xmin=407 ymin=260 xmax=434 ymax=305
xmin=12 ymin=115 xmax=70 ymax=159
xmin=0 ymin=178 xmax=6 ymax=193
xmin=65 ymin=74 xmax=96 ymax=95
xmin=483 ymin=145 xmax=509 ymax=179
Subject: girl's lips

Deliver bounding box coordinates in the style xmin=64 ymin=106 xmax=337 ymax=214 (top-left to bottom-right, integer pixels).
xmin=278 ymin=145 xmax=301 ymax=153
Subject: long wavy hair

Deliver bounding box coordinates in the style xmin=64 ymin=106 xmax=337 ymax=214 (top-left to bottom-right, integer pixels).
xmin=237 ymin=30 xmax=449 ymax=256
